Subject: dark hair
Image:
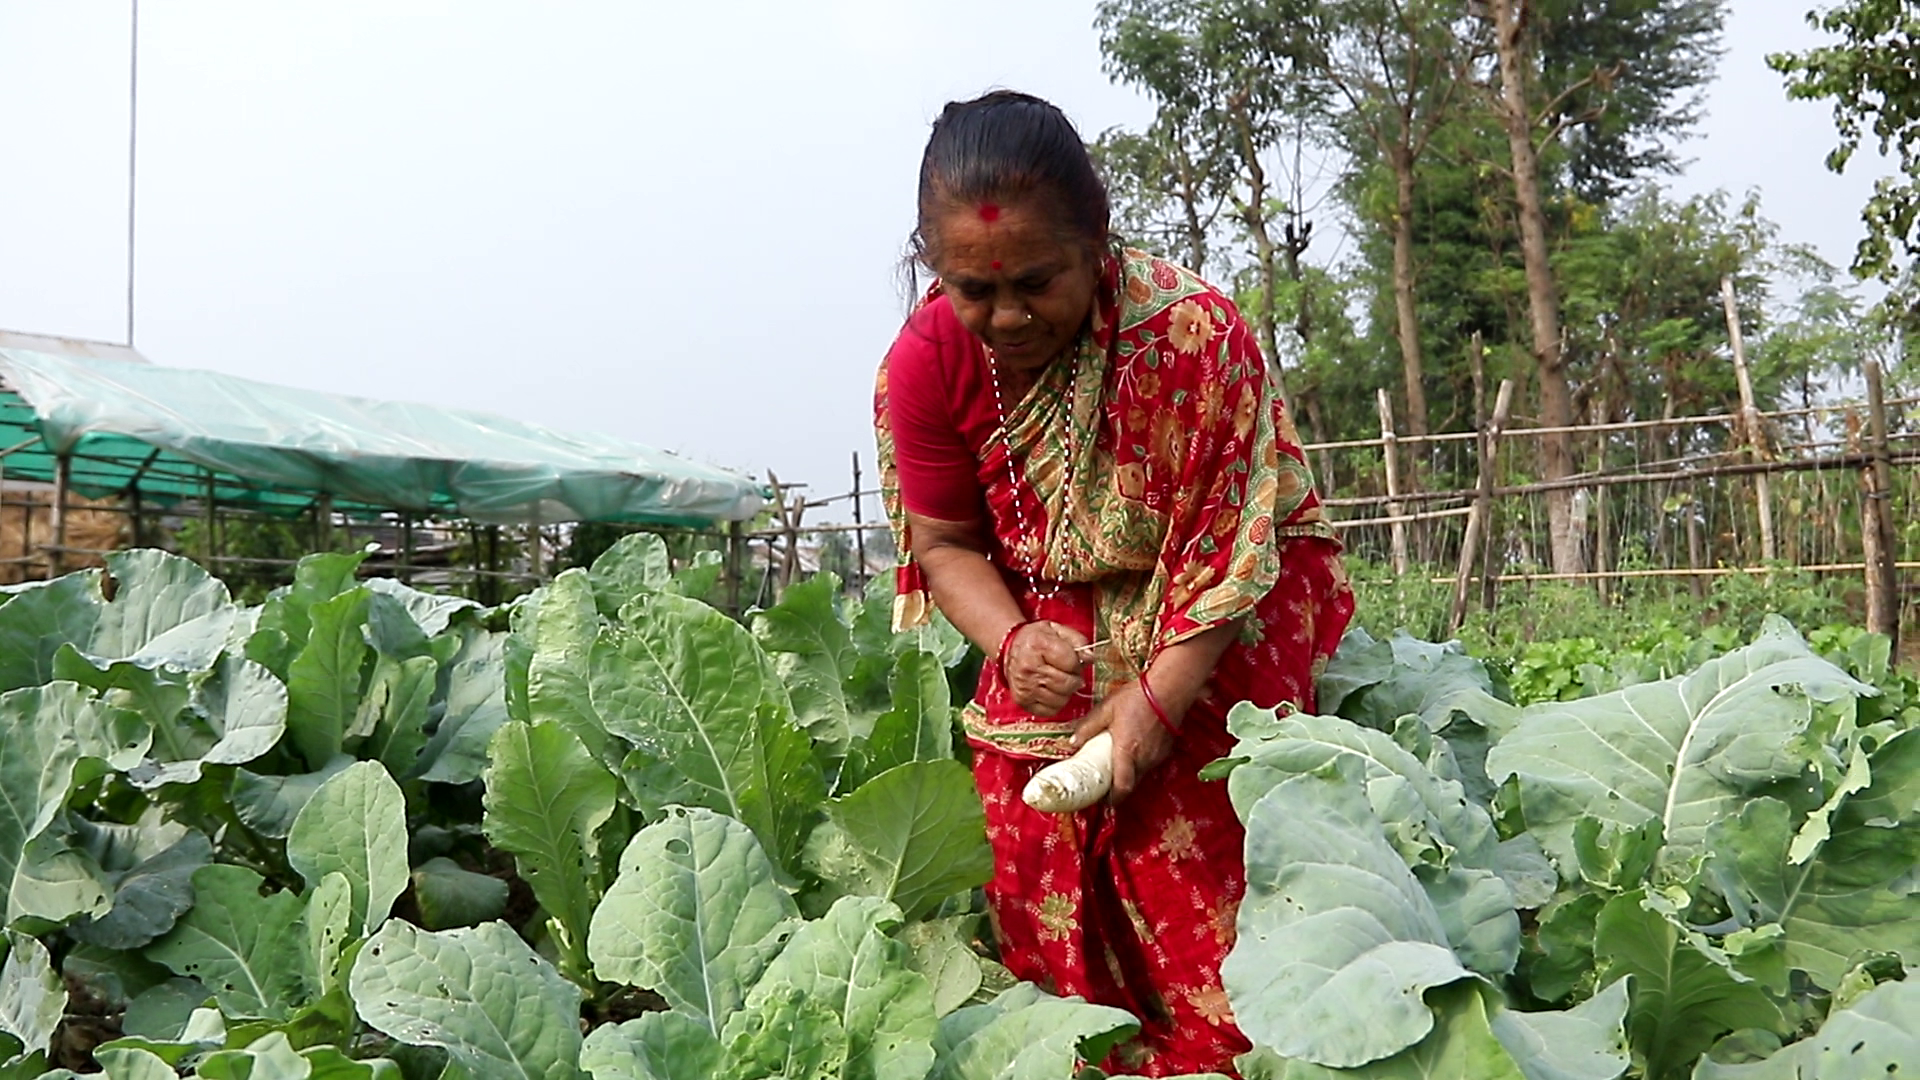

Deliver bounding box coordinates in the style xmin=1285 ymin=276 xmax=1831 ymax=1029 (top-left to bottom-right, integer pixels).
xmin=910 ymin=90 xmax=1111 ymax=267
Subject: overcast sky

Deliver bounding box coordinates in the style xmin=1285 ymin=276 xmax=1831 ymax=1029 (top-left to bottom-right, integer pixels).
xmin=0 ymin=1 xmax=1894 ymax=525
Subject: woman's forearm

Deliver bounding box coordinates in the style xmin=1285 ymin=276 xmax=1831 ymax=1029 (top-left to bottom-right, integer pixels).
xmin=916 ymin=542 xmax=1027 ymax=656
xmin=1141 ymin=621 xmax=1241 ymax=726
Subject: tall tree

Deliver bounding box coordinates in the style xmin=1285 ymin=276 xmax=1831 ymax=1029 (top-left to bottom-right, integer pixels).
xmin=1471 ymin=0 xmax=1725 ymax=573
xmin=1096 ymin=0 xmax=1322 ymax=397
xmin=1484 ymin=0 xmax=1585 ymax=574
xmin=1536 ymin=0 xmax=1728 ymax=201
xmin=1301 ymin=0 xmax=1465 ymax=438
xmin=1091 ymin=117 xmax=1222 ymax=277
xmin=1770 ymin=0 xmax=1920 ymax=282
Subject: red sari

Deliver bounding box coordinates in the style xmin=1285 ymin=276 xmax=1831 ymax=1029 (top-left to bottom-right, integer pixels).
xmin=874 ymin=248 xmax=1353 ymax=1076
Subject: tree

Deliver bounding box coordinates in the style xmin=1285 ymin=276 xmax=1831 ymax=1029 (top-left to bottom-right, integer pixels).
xmin=1770 ymin=0 xmax=1920 ymax=281
xmin=1536 ymin=0 xmax=1728 ymax=201
xmin=1095 ymin=0 xmax=1323 ymax=397
xmin=1483 ymin=0 xmax=1588 ymax=573
xmin=1300 ymin=0 xmax=1466 ymax=438
xmin=1471 ymin=0 xmax=1726 ymax=573
xmin=1091 ymin=120 xmax=1222 ymax=276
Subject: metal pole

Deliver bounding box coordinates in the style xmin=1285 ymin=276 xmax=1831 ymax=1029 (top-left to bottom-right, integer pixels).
xmin=126 ymin=0 xmax=139 ymax=347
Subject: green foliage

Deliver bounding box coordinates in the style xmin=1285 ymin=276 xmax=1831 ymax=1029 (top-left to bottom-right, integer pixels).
xmin=1216 ymin=617 xmax=1920 ymax=1077
xmin=1770 ymin=0 xmax=1920 ymax=280
xmin=2 ymin=543 xmax=1914 ymax=1078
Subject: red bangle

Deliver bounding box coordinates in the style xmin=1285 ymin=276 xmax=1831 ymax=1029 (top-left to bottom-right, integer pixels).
xmin=997 ymin=619 xmax=1040 ymax=673
xmin=1139 ymin=675 xmax=1179 ymax=736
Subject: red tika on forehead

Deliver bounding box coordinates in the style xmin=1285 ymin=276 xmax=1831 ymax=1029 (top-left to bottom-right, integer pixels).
xmin=978 ymin=203 xmax=1001 ymax=222
xmin=991 ymin=260 xmax=1003 ymax=270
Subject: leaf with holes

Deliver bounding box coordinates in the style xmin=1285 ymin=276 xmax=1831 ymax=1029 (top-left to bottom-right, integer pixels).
xmin=145 ymin=864 xmax=309 ymax=1020
xmin=349 ymin=920 xmax=583 ymax=1080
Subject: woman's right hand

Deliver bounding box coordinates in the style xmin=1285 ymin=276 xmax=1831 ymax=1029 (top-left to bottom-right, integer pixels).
xmin=1002 ymin=621 xmax=1089 ymax=717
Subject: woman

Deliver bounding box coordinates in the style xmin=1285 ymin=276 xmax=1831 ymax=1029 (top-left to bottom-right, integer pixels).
xmin=874 ymin=90 xmax=1353 ymax=1076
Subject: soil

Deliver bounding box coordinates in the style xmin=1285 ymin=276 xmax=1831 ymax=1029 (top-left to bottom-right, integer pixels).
xmin=51 ymin=971 xmax=123 ymax=1072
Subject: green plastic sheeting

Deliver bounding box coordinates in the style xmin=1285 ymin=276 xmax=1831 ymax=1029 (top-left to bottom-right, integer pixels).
xmin=0 ymin=348 xmax=764 ymax=526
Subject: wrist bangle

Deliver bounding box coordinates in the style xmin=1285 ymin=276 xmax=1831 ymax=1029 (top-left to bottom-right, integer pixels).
xmin=1139 ymin=674 xmax=1179 ymax=736
xmin=997 ymin=619 xmax=1040 ymax=673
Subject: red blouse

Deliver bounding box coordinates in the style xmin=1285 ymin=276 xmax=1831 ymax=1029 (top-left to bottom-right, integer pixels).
xmin=882 ymin=296 xmax=1000 ymax=523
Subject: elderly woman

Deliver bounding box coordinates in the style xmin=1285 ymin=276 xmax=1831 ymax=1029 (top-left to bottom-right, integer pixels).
xmin=874 ymin=90 xmax=1353 ymax=1076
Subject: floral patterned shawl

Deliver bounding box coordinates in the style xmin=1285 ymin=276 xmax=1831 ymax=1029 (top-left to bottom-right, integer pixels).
xmin=875 ymin=246 xmax=1335 ymax=715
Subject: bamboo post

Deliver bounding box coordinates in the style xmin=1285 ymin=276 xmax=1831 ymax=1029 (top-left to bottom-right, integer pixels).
xmin=128 ymin=483 xmax=142 ymax=549
xmin=781 ymin=491 xmax=804 ymax=592
xmin=485 ymin=524 xmax=502 ymax=604
xmin=527 ymin=518 xmax=544 ymax=579
xmin=1685 ymin=486 xmax=1707 ymax=599
xmin=1451 ymin=378 xmax=1515 ymax=631
xmin=202 ymin=471 xmax=218 ymax=569
xmin=399 ymin=513 xmax=415 ymax=584
xmin=49 ymin=455 xmax=71 ymax=577
xmin=1722 ymin=276 xmax=1776 ymax=563
xmin=850 ymin=451 xmax=867 ymax=593
xmin=1862 ymin=359 xmax=1900 ymax=648
xmin=723 ymin=520 xmax=745 ymax=615
xmin=1376 ymin=388 xmax=1409 ymax=576
xmin=1592 ymin=399 xmax=1612 ymax=605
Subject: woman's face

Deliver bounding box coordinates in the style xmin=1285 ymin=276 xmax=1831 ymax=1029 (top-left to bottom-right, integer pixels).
xmin=926 ymin=199 xmax=1100 ymax=372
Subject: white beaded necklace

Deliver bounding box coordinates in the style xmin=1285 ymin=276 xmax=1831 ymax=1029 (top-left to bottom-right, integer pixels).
xmin=986 ymin=341 xmax=1077 ymax=608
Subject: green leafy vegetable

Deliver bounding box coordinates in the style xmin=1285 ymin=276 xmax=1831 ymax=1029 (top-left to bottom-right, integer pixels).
xmin=146 ymin=864 xmax=309 ymax=1020
xmin=1222 ymin=758 xmax=1476 ymax=1068
xmin=804 ymin=760 xmax=994 ymax=922
xmin=588 ymin=808 xmax=798 ymax=1033
xmin=589 ymin=591 xmax=824 ymax=878
xmin=1486 ymin=619 xmax=1873 ymax=866
xmin=411 ymin=857 xmax=510 ymax=931
xmin=1593 ymin=891 xmax=1783 ymax=1079
xmin=482 ymin=720 xmax=617 ymax=980
xmin=286 ymin=761 xmax=409 ymax=937
xmin=284 ymin=589 xmax=373 ymax=769
xmin=580 ymin=1011 xmax=721 ymax=1080
xmin=349 ymin=920 xmax=583 ymax=1080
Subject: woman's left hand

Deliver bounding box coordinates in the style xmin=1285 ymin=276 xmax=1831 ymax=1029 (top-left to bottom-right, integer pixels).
xmin=1072 ymin=681 xmax=1176 ymax=805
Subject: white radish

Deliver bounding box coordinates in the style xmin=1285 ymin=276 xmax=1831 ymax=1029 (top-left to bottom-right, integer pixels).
xmin=1021 ymin=732 xmax=1114 ymax=813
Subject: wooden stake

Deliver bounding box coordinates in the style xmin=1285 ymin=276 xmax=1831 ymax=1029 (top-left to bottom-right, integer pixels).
xmin=1685 ymin=486 xmax=1706 ymax=600
xmin=1722 ymin=276 xmax=1776 ymax=562
xmin=1376 ymin=388 xmax=1409 ymax=576
xmin=50 ymin=455 xmax=71 ymax=577
xmin=850 ymin=451 xmax=867 ymax=593
xmin=1862 ymin=359 xmax=1900 ymax=648
xmin=1451 ymin=378 xmax=1514 ymax=632
xmin=724 ymin=519 xmax=745 ymax=616
xmin=399 ymin=513 xmax=414 ymax=584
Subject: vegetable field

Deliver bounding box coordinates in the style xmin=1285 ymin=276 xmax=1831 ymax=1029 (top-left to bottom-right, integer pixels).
xmin=0 ymin=540 xmax=1912 ymax=1078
